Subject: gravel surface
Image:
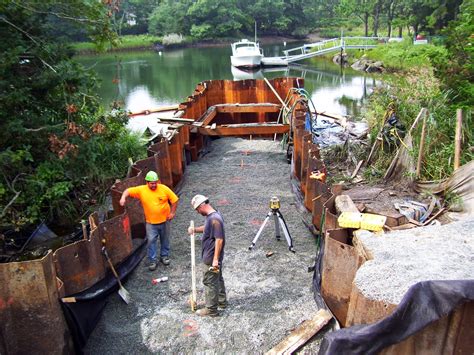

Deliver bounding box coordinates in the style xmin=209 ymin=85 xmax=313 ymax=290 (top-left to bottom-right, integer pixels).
xmin=84 ymin=137 xmax=325 ymax=354
xmin=354 ymin=218 xmax=474 ymax=305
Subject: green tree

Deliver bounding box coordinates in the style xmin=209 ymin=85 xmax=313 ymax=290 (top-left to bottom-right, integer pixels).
xmin=338 ymin=0 xmax=375 ymax=36
xmin=249 ymin=0 xmax=288 ymax=35
xmin=122 ymin=0 xmax=161 ymax=33
xmin=431 ymin=0 xmax=473 ymax=107
xmin=149 ymin=0 xmax=191 ymax=36
xmin=0 ymin=1 xmax=144 ymax=234
xmin=187 ymin=0 xmax=245 ymax=39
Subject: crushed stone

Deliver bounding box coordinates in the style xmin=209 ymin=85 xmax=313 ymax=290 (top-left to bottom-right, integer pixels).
xmin=84 ymin=137 xmax=326 ymax=354
xmin=354 ymin=219 xmax=474 ymax=305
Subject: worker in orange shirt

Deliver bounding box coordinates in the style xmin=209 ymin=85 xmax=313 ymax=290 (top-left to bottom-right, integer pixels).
xmin=120 ymin=171 xmax=179 ymax=271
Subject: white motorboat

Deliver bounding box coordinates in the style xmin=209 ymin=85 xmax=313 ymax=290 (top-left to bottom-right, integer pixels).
xmin=230 ymin=39 xmax=264 ymax=69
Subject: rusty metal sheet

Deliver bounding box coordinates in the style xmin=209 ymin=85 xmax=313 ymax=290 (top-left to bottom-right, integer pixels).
xmin=0 ymin=252 xmax=73 ymax=354
xmin=169 ymin=133 xmax=184 ymax=186
xmin=323 ymin=194 xmax=338 ymax=232
xmin=300 ymin=132 xmax=312 ymax=194
xmin=111 ymin=172 xmax=145 ymax=234
xmin=54 ymin=229 xmax=106 ymax=295
xmin=321 ymin=229 xmax=365 ymax=325
xmin=293 ymin=124 xmax=306 ymax=180
xmin=304 ymin=145 xmax=325 ymax=211
xmin=311 ymin=181 xmax=331 ymax=228
xmin=154 ymin=141 xmax=173 ymax=188
xmin=100 ymin=214 xmax=133 ymax=265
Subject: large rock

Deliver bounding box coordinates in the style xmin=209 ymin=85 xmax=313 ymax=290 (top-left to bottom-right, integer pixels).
xmin=333 ymin=53 xmax=349 ymax=65
xmin=351 ymin=58 xmax=384 ymax=73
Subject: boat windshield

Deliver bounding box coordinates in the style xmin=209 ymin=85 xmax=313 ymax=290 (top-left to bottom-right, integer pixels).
xmin=235 ymin=43 xmax=257 ymax=49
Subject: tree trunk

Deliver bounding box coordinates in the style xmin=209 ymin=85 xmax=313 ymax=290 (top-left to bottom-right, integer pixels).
xmin=387 ymin=0 xmax=394 ymax=37
xmin=373 ymin=1 xmax=382 ymax=37
xmin=364 ymin=12 xmax=369 ymax=36
xmin=398 ymin=26 xmax=402 ymax=37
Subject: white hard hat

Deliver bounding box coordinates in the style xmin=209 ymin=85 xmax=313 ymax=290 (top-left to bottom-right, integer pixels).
xmin=191 ymin=194 xmax=208 ymax=209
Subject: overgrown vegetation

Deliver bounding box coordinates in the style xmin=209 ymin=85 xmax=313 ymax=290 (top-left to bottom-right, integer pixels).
xmin=362 ymin=41 xmax=472 ymax=180
xmin=0 ymin=2 xmax=146 ymax=235
xmin=74 ymin=34 xmax=162 ymax=52
xmin=361 ymin=40 xmax=447 ymax=70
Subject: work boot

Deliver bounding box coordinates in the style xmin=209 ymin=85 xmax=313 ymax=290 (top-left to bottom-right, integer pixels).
xmin=148 ymin=262 xmax=157 ymax=271
xmin=160 ymin=256 xmax=170 ymax=266
xmin=196 ymin=308 xmax=219 ymax=317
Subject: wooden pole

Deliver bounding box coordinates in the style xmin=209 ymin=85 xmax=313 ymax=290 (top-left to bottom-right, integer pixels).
xmin=454 ymin=109 xmax=463 ymax=170
xmin=81 ymin=220 xmax=88 ymax=240
xmin=415 ymin=111 xmax=428 ymax=179
xmin=189 ymin=221 xmax=197 ymax=311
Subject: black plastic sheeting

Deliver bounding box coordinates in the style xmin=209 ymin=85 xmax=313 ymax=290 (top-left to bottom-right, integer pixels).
xmin=312 ymin=214 xmax=328 ymax=311
xmin=61 ymin=239 xmax=146 ymax=353
xmin=318 ymin=279 xmax=474 ymax=354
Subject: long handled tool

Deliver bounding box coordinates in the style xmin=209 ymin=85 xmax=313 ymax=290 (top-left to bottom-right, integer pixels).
xmin=102 ymin=240 xmax=131 ymax=304
xmin=189 ymin=221 xmax=197 ymax=311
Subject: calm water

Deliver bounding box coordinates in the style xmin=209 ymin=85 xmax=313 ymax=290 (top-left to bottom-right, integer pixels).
xmin=77 ymin=42 xmax=379 ymax=129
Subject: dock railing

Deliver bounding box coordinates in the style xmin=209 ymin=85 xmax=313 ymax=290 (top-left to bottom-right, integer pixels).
xmin=281 ymin=36 xmax=399 ymax=63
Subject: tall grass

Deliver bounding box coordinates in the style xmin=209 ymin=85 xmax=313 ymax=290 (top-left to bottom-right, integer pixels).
xmin=364 ymin=67 xmax=472 ymax=181
xmin=73 ymin=34 xmax=163 ymax=52
xmin=361 ymin=39 xmax=448 ymax=71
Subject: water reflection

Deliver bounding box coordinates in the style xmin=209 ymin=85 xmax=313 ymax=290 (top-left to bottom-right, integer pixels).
xmin=76 ymin=44 xmax=380 ymax=120
xmin=231 ymin=66 xmax=264 ymax=80
xmin=231 ymin=66 xmax=289 ymax=81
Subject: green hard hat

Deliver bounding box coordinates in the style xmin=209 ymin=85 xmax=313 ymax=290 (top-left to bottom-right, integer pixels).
xmin=145 ymin=171 xmax=159 ymax=182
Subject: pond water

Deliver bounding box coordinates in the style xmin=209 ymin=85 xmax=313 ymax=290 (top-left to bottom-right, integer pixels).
xmin=77 ymin=42 xmax=379 ymax=131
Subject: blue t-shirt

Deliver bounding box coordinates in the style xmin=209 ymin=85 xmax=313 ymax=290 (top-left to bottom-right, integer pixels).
xmin=201 ymin=211 xmax=225 ymax=265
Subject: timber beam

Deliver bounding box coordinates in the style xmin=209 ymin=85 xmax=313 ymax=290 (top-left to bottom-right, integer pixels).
xmin=197 ymin=103 xmax=282 ymax=125
xmin=198 ymin=123 xmax=289 ymax=136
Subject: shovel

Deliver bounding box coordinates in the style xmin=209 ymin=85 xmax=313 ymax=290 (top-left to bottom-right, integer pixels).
xmin=102 ymin=240 xmax=131 ymax=304
xmin=189 ymin=221 xmax=197 ymax=311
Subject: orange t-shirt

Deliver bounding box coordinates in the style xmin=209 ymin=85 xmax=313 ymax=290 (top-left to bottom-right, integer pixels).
xmin=127 ymin=184 xmax=179 ymax=224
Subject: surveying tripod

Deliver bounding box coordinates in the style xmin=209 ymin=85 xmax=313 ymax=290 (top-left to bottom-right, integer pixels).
xmin=249 ymin=197 xmax=295 ymax=252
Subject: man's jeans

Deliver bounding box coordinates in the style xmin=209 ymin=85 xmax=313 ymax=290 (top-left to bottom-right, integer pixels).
xmin=202 ymin=263 xmax=227 ymax=312
xmin=146 ymin=222 xmax=170 ymax=263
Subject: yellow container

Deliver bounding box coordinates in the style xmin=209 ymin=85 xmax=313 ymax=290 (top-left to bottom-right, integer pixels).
xmin=337 ymin=212 xmax=362 ymax=229
xmin=360 ymin=213 xmax=387 ymax=232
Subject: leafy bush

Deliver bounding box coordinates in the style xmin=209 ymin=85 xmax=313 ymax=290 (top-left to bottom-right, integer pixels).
xmin=1 ymin=3 xmax=146 ymax=234
xmin=190 ymin=24 xmax=214 ymax=40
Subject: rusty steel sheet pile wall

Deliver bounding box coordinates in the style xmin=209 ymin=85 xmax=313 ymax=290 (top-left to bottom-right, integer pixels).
xmin=0 ymin=253 xmax=73 ymax=354
xmin=321 ymin=229 xmax=365 ymax=326
xmin=54 ymin=228 xmax=106 ymax=296
xmin=180 ymin=78 xmax=303 ymax=119
xmin=0 ymin=78 xmax=306 ymax=354
xmin=289 ymin=117 xmax=473 ymax=353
